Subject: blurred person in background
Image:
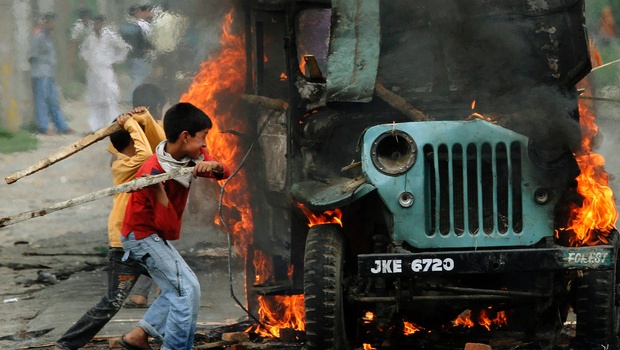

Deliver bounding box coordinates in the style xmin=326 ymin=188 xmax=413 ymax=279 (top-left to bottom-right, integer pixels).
xmin=68 ymin=7 xmax=93 ymax=81
xmin=150 ymin=2 xmax=189 ymax=99
xmin=28 ymin=12 xmax=73 ymax=135
xmin=121 ymin=5 xmax=156 ymax=104
xmin=80 ymin=15 xmax=131 ymax=133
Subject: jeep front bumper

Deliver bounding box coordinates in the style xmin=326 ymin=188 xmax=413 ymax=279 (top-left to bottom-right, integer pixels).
xmin=358 ymin=246 xmax=615 ymax=277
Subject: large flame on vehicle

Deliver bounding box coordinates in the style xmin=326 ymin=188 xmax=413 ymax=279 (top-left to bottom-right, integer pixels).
xmin=560 ymin=44 xmax=618 ymax=246
xmin=180 ymin=10 xmax=252 ymax=253
xmin=180 ymin=9 xmax=303 ymax=338
xmin=563 ymin=101 xmax=618 ymax=246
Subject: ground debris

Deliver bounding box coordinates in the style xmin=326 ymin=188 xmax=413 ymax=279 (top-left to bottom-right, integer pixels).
xmin=0 ymin=328 xmax=53 ymax=341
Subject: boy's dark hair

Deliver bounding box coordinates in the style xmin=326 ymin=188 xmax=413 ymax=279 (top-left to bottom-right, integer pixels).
xmin=94 ymin=15 xmax=106 ymax=22
xmin=110 ymin=84 xmax=166 ymax=151
xmin=139 ymin=4 xmax=153 ymax=11
xmin=110 ymin=128 xmax=132 ymax=152
xmin=163 ymin=103 xmax=212 ymax=142
xmin=133 ymin=83 xmax=167 ymax=118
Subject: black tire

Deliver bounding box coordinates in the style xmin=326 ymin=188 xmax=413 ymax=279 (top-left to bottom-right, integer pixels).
xmin=303 ymin=224 xmax=352 ymax=350
xmin=574 ymin=232 xmax=620 ymax=349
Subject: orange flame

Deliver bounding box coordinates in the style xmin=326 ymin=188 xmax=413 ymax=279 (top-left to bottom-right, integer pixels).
xmin=363 ymin=344 xmax=378 ymax=350
xmin=297 ymin=203 xmax=343 ymax=227
xmin=452 ymin=310 xmax=475 ymax=328
xmin=561 ymin=101 xmax=618 ymax=246
xmin=299 ymin=55 xmax=307 ymax=74
xmin=180 ymin=9 xmax=252 ymax=254
xmin=253 ymin=294 xmax=306 ymax=338
xmin=452 ymin=309 xmax=507 ymax=330
xmin=467 ymin=112 xmax=498 ymax=125
xmin=251 ymin=250 xmax=306 ymax=337
xmin=403 ymin=320 xmax=423 ymax=335
xmin=560 ymin=43 xmax=618 ymax=246
xmin=477 ymin=309 xmax=507 ymax=331
xmin=181 ymin=9 xmax=305 ymax=338
xmin=363 ymin=311 xmax=375 ymax=324
xmin=471 ymin=100 xmax=476 ymax=110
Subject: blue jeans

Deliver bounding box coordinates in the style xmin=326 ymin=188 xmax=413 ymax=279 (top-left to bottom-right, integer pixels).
xmin=55 ymin=248 xmax=160 ymax=350
xmin=31 ymin=77 xmax=70 ymax=133
xmin=122 ymin=233 xmax=201 ymax=350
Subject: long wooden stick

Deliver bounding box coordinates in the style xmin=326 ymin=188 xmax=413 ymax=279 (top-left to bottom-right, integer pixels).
xmin=578 ymin=95 xmax=620 ymax=104
xmin=241 ymin=94 xmax=289 ymax=111
xmin=374 ymin=81 xmax=430 ymax=122
xmin=590 ymin=57 xmax=620 ymax=72
xmin=0 ymin=167 xmax=194 ymax=228
xmin=5 ymin=122 xmax=122 ymax=184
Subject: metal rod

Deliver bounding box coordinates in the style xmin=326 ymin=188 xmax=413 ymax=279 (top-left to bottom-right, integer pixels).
xmin=427 ymin=286 xmax=544 ymax=298
xmin=354 ymin=295 xmax=532 ymax=302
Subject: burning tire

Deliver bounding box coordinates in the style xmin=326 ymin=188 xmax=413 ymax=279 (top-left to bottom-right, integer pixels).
xmin=573 ymin=231 xmax=620 ymax=348
xmin=303 ymin=224 xmax=353 ymax=350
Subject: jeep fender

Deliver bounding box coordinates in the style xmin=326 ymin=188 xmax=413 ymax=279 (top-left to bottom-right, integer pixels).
xmin=291 ymin=176 xmax=376 ymax=211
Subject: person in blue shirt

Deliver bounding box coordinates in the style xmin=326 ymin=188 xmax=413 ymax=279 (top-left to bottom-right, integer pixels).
xmin=28 ymin=12 xmax=73 ymax=135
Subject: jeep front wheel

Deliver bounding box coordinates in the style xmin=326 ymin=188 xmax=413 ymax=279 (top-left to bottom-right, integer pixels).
xmin=303 ymin=224 xmax=352 ymax=350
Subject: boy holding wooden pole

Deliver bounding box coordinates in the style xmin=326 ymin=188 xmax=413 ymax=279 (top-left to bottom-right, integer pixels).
xmin=118 ymin=102 xmax=229 ymax=350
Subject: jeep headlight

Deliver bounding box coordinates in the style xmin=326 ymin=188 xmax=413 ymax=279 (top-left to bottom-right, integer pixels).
xmin=370 ymin=130 xmax=417 ymax=175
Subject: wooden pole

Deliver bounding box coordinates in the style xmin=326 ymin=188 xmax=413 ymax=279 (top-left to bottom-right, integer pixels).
xmin=241 ymin=94 xmax=289 ymax=111
xmin=0 ymin=167 xmax=194 ymax=228
xmin=590 ymin=57 xmax=620 ymax=72
xmin=5 ymin=122 xmax=122 ymax=184
xmin=374 ymin=81 xmax=430 ymax=122
xmin=578 ymin=95 xmax=620 ymax=104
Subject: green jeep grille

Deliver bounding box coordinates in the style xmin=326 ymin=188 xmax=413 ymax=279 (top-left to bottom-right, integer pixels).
xmin=361 ymin=120 xmax=556 ymax=249
xmin=426 ymin=142 xmax=523 ymax=236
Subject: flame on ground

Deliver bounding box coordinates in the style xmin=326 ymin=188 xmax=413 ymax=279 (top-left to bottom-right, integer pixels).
xmin=363 ymin=311 xmax=375 ymax=324
xmin=403 ymin=320 xmax=423 ymax=335
xmin=251 ymin=250 xmax=306 ymax=338
xmin=452 ymin=309 xmax=507 ymax=330
xmin=252 ymin=293 xmax=305 ymax=338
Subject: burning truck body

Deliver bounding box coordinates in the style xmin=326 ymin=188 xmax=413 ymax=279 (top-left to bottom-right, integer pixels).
xmin=183 ymin=0 xmax=619 ymax=348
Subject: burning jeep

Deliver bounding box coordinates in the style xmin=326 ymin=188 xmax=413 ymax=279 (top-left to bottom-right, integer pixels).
xmin=237 ymin=0 xmax=619 ymax=348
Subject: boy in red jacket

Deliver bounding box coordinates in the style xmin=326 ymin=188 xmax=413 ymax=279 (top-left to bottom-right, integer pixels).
xmin=118 ymin=102 xmax=229 ymax=350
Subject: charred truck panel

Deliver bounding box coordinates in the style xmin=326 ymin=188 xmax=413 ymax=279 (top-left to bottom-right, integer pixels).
xmin=243 ymin=0 xmax=619 ymax=348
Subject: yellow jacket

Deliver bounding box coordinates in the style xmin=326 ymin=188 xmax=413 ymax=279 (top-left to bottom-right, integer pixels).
xmin=106 ymin=111 xmax=165 ymax=248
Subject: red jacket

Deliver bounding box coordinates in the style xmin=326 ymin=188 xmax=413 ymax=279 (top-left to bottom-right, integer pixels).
xmin=121 ymin=149 xmax=229 ymax=240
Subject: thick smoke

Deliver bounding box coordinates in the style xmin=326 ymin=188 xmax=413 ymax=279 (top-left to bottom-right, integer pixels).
xmin=378 ymin=0 xmax=588 ymax=154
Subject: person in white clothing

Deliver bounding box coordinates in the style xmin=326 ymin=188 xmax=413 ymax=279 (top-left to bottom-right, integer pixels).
xmin=80 ymin=15 xmax=131 ymax=133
